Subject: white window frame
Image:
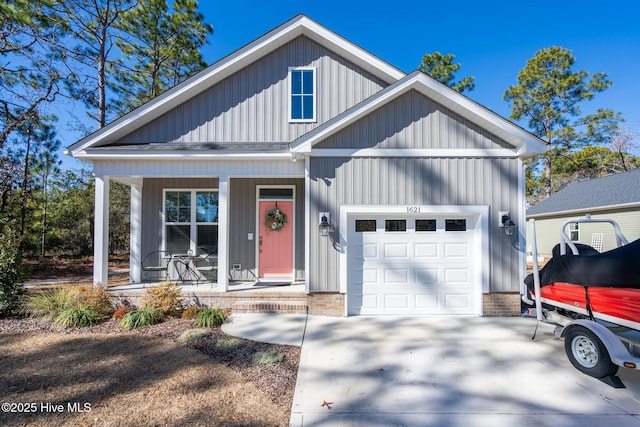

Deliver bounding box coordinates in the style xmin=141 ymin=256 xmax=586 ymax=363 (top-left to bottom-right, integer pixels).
xmin=163 ymin=189 xmax=218 ymax=254
xmin=569 ymin=222 xmax=580 ymax=242
xmin=288 ymin=66 xmax=317 ymax=123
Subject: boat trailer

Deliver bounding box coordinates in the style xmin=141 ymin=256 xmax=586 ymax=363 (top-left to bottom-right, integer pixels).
xmin=525 ymin=216 xmax=640 ymax=388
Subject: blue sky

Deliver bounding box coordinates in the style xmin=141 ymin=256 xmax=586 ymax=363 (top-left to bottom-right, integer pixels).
xmin=199 ymin=0 xmax=640 ymax=130
xmin=62 ymin=0 xmax=640 ymax=168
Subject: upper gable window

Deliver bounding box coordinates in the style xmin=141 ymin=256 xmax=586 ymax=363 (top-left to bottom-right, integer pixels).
xmin=289 ymin=67 xmax=316 ymax=122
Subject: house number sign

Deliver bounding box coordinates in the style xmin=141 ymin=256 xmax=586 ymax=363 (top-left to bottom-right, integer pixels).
xmin=406 ymin=206 xmax=421 ymax=213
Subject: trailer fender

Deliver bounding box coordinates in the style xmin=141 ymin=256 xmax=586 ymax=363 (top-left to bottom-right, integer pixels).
xmin=561 ymin=320 xmax=634 ymax=367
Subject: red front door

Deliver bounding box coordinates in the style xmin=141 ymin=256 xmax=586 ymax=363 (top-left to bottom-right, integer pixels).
xmin=258 ymin=201 xmax=294 ymax=278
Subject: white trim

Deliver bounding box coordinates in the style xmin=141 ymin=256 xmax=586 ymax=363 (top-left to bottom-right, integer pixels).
xmin=288 ymin=67 xmax=317 ymax=123
xmin=74 ymin=151 xmax=294 ymax=160
xmin=256 ymin=185 xmax=297 ymax=281
xmin=339 ymin=204 xmax=489 ymax=316
xmin=310 ymin=148 xmax=519 ymax=158
xmin=291 ymin=71 xmax=547 ymax=160
xmin=93 ymin=175 xmax=110 ymax=287
xmin=130 ymin=183 xmax=143 ymax=283
xmin=218 ymin=177 xmax=229 ymax=291
xmin=67 ymin=15 xmax=404 ymax=155
xmin=162 ymin=188 xmax=219 ymax=255
xmin=304 ymin=157 xmax=311 ymax=293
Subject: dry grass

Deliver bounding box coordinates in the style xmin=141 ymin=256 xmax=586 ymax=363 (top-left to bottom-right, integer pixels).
xmin=0 ymin=318 xmax=299 ymax=426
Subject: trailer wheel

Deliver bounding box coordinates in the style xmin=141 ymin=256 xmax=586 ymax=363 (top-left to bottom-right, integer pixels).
xmin=564 ymin=326 xmax=618 ymax=378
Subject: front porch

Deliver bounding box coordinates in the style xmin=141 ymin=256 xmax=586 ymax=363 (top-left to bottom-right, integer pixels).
xmin=109 ymin=280 xmax=309 ymax=314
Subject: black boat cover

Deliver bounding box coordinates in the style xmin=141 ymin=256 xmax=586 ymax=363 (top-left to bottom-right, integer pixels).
xmin=525 ymin=238 xmax=640 ymax=290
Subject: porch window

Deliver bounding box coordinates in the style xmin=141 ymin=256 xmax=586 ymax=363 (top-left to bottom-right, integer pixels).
xmin=164 ymin=190 xmax=218 ymax=255
xmin=289 ymin=67 xmax=316 ymax=122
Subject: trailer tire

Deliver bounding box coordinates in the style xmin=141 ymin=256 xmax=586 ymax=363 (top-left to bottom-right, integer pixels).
xmin=564 ymin=326 xmax=618 ymax=378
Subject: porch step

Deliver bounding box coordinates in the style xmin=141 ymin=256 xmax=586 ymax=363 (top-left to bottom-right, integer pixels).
xmin=232 ymin=298 xmax=308 ymax=314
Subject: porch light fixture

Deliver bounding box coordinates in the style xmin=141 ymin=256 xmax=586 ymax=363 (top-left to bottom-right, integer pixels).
xmin=319 ymin=212 xmax=331 ymax=237
xmin=500 ymin=213 xmax=515 ymax=237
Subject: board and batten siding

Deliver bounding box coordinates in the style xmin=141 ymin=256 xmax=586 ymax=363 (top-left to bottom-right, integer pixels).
xmin=141 ymin=177 xmax=305 ymax=281
xmin=115 ymin=36 xmax=387 ymax=146
xmin=229 ymin=178 xmax=305 ymax=281
xmin=317 ymin=90 xmax=514 ymax=150
xmin=308 ymin=156 xmax=522 ymax=293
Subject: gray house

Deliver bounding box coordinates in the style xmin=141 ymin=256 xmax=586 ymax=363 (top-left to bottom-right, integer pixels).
xmin=527 ymin=169 xmax=640 ymax=255
xmin=67 ymin=15 xmax=546 ymax=316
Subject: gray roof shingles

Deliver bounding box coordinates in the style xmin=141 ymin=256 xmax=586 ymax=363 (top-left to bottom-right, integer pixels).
xmin=527 ymin=168 xmax=640 ymax=216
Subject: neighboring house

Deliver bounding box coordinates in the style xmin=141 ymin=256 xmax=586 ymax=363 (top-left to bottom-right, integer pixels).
xmin=527 ymin=168 xmax=640 ymax=255
xmin=66 ymin=15 xmax=546 ymax=316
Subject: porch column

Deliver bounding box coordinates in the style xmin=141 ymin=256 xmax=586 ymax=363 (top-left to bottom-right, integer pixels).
xmin=218 ymin=176 xmax=229 ymax=291
xmin=93 ymin=174 xmax=110 ymax=287
xmin=130 ymin=181 xmax=143 ymax=283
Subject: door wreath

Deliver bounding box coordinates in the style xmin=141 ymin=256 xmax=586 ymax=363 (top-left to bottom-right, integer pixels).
xmin=265 ymin=206 xmax=287 ymax=231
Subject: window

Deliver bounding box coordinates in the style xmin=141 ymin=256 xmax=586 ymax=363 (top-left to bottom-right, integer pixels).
xmin=569 ymin=223 xmax=580 ymax=241
xmin=289 ymin=67 xmax=316 ymax=122
xmin=445 ymin=219 xmax=467 ymax=231
xmin=165 ymin=190 xmax=218 ymax=255
xmin=385 ymin=220 xmax=406 ymax=232
xmin=415 ymin=219 xmax=437 ymax=232
xmin=355 ymin=220 xmax=376 ymax=232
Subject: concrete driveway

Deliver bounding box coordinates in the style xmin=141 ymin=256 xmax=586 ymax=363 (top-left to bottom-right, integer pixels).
xmin=289 ymin=316 xmax=640 ymax=426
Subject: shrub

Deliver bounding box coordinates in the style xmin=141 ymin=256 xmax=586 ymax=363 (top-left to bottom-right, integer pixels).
xmin=216 ymin=337 xmax=244 ymax=352
xmin=141 ymin=282 xmax=183 ymax=318
xmin=179 ymin=328 xmax=210 ymax=342
xmin=77 ymin=285 xmax=113 ymax=317
xmin=252 ymin=351 xmax=284 ymax=365
xmin=119 ymin=307 xmax=159 ymax=330
xmin=181 ymin=305 xmax=202 ymax=319
xmin=54 ymin=305 xmax=99 ymax=328
xmin=112 ymin=306 xmax=131 ymax=320
xmin=0 ymin=222 xmax=27 ymax=316
xmin=194 ymin=308 xmax=226 ymax=328
xmin=26 ymin=287 xmax=81 ymax=318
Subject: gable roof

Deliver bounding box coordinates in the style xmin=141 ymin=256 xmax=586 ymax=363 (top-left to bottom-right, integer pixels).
xmin=66 ymin=14 xmax=405 ymax=156
xmin=527 ymin=168 xmax=640 ymax=217
xmin=290 ymin=71 xmax=547 ymax=159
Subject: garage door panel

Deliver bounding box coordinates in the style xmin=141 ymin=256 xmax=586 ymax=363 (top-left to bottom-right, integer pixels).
xmin=362 ymin=244 xmax=378 ymax=259
xmin=444 ymin=242 xmax=469 ymax=258
xmin=362 ymin=269 xmax=378 ymax=283
xmin=384 ymin=268 xmax=409 ymax=283
xmin=415 ymin=294 xmax=438 ymax=309
xmin=445 ymin=293 xmax=471 ymax=310
xmin=444 ymin=268 xmax=470 ymax=285
xmin=415 ymin=268 xmax=438 ymax=284
xmin=384 ymin=243 xmax=408 ymax=258
xmin=415 ymin=243 xmax=438 ymax=258
xmin=385 ymin=294 xmax=409 ymax=309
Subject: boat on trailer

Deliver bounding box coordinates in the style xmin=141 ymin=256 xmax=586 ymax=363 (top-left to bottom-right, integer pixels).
xmin=524 ymin=216 xmax=640 ymax=387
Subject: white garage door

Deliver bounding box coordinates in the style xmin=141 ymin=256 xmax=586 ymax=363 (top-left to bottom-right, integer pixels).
xmin=347 ymin=214 xmax=479 ymax=315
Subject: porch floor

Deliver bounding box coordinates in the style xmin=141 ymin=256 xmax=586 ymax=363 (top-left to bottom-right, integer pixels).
xmin=109 ymin=280 xmax=305 ymax=294
xmin=108 ymin=280 xmax=308 ymax=314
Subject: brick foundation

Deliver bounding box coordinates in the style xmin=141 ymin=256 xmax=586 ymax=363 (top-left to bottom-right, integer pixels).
xmin=307 ymin=293 xmax=345 ymax=316
xmin=483 ymin=293 xmax=521 ymax=316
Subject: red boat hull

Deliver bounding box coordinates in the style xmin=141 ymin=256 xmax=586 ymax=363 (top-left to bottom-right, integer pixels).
xmin=535 ymin=282 xmax=640 ymax=331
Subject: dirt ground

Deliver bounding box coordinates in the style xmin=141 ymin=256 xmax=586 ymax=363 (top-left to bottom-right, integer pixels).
xmin=2 ymin=257 xmax=300 ymax=426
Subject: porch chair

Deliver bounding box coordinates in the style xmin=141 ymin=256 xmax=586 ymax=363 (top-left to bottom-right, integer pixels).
xmin=193 ymin=253 xmax=218 ymax=283
xmin=142 ymin=250 xmax=172 ymax=282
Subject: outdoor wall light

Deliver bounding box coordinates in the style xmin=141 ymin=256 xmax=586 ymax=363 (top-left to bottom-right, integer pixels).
xmin=319 ymin=212 xmax=332 ymax=237
xmin=500 ymin=213 xmax=515 ymax=237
